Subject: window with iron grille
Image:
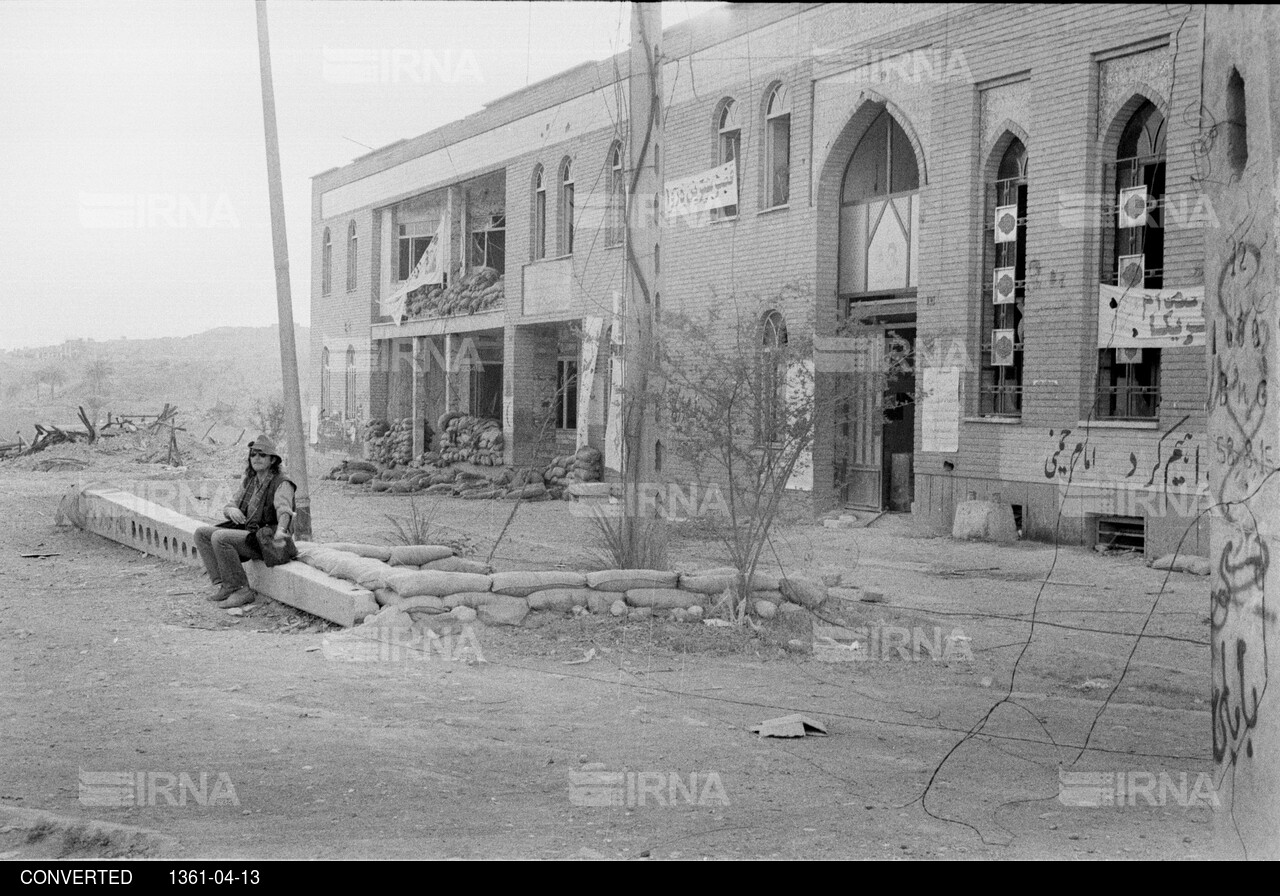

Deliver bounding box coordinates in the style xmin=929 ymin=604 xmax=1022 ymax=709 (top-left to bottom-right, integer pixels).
xmin=1096 ymin=101 xmax=1165 ymax=420
xmin=981 ymin=139 xmax=1027 ymax=417
xmin=344 ymin=346 xmax=357 ymax=419
xmin=606 ymin=143 xmax=625 ymax=247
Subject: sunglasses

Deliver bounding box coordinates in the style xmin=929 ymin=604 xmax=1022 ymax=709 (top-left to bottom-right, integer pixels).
xmin=249 ymin=450 xmax=270 ymax=458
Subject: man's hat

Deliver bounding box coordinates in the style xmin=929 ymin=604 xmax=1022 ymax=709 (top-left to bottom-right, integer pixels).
xmin=248 ymin=434 xmax=281 ymax=459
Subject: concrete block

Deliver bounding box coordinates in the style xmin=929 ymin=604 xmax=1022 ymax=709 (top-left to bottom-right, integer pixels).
xmin=951 ymin=500 xmax=1017 ymax=543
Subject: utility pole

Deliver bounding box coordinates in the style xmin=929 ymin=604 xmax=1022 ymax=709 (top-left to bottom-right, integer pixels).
xmin=255 ymin=0 xmax=312 ymax=538
xmin=622 ymin=2 xmax=662 ymax=546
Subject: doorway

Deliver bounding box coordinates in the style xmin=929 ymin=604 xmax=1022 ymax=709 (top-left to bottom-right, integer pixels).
xmin=836 ymin=327 xmax=916 ymax=511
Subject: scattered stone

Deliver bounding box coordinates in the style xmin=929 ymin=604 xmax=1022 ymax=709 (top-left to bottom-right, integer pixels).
xmin=476 ymin=595 xmax=529 ymax=627
xmin=686 ymin=605 xmax=703 ymax=620
xmin=753 ymin=599 xmax=777 ymax=620
xmin=610 ymin=599 xmax=627 ymax=617
xmin=587 ymin=592 xmax=614 ymax=615
xmin=628 ymin=606 xmax=652 ymax=619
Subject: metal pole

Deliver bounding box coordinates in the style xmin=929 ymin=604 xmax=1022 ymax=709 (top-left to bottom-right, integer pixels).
xmin=255 ymin=0 xmax=312 ymax=537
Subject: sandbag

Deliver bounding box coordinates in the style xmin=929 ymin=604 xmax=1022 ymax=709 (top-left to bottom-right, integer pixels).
xmin=385 ymin=570 xmax=493 ymax=597
xmin=422 ymin=556 xmax=492 ymax=574
xmin=324 ymin=543 xmax=393 ymax=562
xmin=387 ymin=544 xmax=455 ymax=566
xmin=490 ymin=570 xmax=588 ymax=597
xmin=441 ymin=591 xmax=504 ymax=609
xmin=526 ymin=589 xmax=594 ymax=612
xmin=585 ymin=569 xmax=678 ymax=591
xmin=347 ymin=471 xmax=374 ymax=485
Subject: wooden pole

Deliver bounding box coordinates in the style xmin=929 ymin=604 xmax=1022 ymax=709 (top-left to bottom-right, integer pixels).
xmin=255 ymin=0 xmax=312 ymax=537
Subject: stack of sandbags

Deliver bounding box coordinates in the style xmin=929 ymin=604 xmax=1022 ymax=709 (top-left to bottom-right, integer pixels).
xmin=367 ymin=417 xmax=415 ymax=468
xmin=405 ymin=267 xmax=504 ymax=320
xmin=323 ymin=459 xmax=379 ymax=483
xmin=437 ymin=413 xmax=503 ymax=465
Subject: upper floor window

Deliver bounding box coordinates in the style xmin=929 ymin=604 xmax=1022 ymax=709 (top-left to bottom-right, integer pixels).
xmin=559 ymin=159 xmax=575 ymax=255
xmin=981 ymin=138 xmax=1027 ymax=417
xmin=396 ymin=221 xmax=433 ymax=281
xmin=321 ymin=228 xmax=332 ymax=296
xmin=532 ymin=165 xmax=547 ymax=261
xmin=838 ymin=108 xmax=920 ymax=299
xmin=764 ymin=84 xmax=791 ymax=208
xmin=715 ymin=99 xmax=741 ymax=219
xmin=606 ymin=142 xmax=625 ymax=248
xmin=471 ymin=213 xmax=506 ymax=273
xmin=1096 ymin=100 xmax=1166 ymax=420
xmin=346 ymin=221 xmax=357 ymax=292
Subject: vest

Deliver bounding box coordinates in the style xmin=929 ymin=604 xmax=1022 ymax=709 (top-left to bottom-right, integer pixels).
xmin=236 ymin=473 xmax=296 ymax=531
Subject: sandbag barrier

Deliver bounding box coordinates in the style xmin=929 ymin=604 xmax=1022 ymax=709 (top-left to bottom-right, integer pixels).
xmin=294 ymin=545 xmax=837 ymax=628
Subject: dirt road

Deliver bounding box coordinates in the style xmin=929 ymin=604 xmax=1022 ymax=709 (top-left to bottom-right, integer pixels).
xmin=0 ymin=463 xmax=1224 ymax=859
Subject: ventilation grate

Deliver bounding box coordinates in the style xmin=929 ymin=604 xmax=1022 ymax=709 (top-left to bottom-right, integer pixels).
xmin=1096 ymin=515 xmax=1145 ymax=552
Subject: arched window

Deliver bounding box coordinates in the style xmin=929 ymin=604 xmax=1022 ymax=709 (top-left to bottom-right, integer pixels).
xmin=559 ymin=158 xmax=574 ymax=255
xmin=838 ymin=108 xmax=920 ymax=300
xmin=715 ymin=99 xmax=741 ymax=219
xmin=764 ymin=84 xmax=791 ymax=208
xmin=320 ymin=347 xmax=331 ymax=414
xmin=1097 ymin=99 xmax=1165 ymax=420
xmin=606 ymin=142 xmax=624 ymax=248
xmin=532 ymin=164 xmax=547 ymax=260
xmin=346 ymin=221 xmax=357 ymax=292
xmin=321 ymin=228 xmax=332 ymax=296
xmin=344 ymin=345 xmax=357 ymax=419
xmin=982 ymin=138 xmax=1027 ymax=416
xmin=759 ymin=310 xmax=788 ymax=445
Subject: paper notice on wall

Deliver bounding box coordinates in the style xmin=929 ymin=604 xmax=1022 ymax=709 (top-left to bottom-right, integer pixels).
xmin=663 ymin=161 xmax=737 ymax=222
xmin=921 ymin=367 xmax=960 ymax=454
xmin=578 ymin=317 xmax=603 ymax=450
xmin=1097 ymin=284 xmax=1205 ymax=348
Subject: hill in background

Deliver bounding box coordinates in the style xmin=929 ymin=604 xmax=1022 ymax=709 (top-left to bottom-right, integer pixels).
xmin=0 ymin=326 xmax=309 ymax=444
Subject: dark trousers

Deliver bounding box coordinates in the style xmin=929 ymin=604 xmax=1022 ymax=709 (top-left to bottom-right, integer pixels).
xmin=194 ymin=526 xmax=256 ymax=590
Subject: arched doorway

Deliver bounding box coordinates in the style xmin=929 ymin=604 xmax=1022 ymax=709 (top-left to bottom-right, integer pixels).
xmin=833 ymin=106 xmax=922 ymax=511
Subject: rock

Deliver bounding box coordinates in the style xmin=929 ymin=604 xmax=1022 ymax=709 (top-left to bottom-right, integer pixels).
xmin=780 ymin=577 xmax=828 ymax=611
xmin=610 ymin=599 xmax=627 ymax=617
xmin=587 ymin=592 xmax=614 ymax=615
xmin=477 ymin=595 xmax=530 ymax=627
xmin=586 ymin=569 xmax=678 ymax=591
xmin=450 ymin=605 xmax=477 ymax=623
xmin=625 ymin=588 xmax=703 ymax=609
xmin=952 ymin=499 xmax=1017 ymax=543
xmin=686 ymin=605 xmax=703 ymax=620
xmin=491 ymin=570 xmax=589 ymax=597
xmin=671 ymin=608 xmax=688 ymax=622
xmin=526 ymin=588 xmax=593 ymax=612
xmin=753 ymin=599 xmax=778 ymax=619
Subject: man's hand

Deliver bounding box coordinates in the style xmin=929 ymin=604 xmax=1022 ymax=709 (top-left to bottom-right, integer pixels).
xmin=272 ymin=529 xmax=288 ymax=548
xmin=226 ymin=507 xmax=247 ymax=525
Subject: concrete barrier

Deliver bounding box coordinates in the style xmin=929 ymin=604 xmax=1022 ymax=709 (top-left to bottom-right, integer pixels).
xmin=66 ymin=486 xmax=377 ymax=627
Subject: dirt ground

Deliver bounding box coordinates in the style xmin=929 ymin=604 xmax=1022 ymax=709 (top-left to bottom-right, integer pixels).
xmin=0 ymin=440 xmax=1230 ymax=860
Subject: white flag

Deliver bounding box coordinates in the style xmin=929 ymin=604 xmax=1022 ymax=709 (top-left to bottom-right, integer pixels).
xmin=378 ymin=215 xmax=448 ymax=325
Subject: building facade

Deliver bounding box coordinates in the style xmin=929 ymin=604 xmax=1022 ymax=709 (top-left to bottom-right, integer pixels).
xmin=310 ymin=3 xmax=1211 ymax=557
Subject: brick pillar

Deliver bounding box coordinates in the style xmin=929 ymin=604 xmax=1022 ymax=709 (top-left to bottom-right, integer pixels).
xmin=1204 ymin=4 xmax=1280 ymax=859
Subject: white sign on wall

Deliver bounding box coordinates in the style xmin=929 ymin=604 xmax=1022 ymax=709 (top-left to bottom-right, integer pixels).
xmin=1097 ymin=285 xmax=1206 ymax=348
xmin=663 ymin=161 xmax=737 ymax=222
xmin=921 ymin=367 xmax=960 ymax=454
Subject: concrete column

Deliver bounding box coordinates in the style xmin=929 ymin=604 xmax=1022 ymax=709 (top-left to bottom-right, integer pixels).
xmin=1204 ymin=5 xmax=1280 ymax=860
xmin=411 ymin=335 xmax=426 ymax=457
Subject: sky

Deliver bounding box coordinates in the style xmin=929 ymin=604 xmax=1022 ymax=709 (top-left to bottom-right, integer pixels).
xmin=0 ymin=0 xmax=714 ymax=351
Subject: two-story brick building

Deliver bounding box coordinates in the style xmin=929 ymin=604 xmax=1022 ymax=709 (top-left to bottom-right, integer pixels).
xmin=310 ymin=3 xmax=1211 ymax=557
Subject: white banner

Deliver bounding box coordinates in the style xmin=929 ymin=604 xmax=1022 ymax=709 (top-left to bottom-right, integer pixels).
xmin=1097 ymin=285 xmax=1205 ymax=348
xmin=378 ymin=215 xmax=447 ymax=324
xmin=921 ymin=367 xmax=960 ymax=454
xmin=664 ymin=161 xmax=737 ymax=221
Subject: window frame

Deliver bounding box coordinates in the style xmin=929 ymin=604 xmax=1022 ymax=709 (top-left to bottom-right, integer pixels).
xmin=606 ymin=142 xmax=625 ymax=248
xmin=346 ymin=221 xmax=357 ymax=292
xmin=321 ymin=228 xmax=332 ymax=296
xmin=396 ymin=221 xmax=434 ymax=282
xmin=344 ymin=345 xmax=357 ymax=419
xmin=715 ymin=98 xmax=741 ymax=220
xmin=556 ymin=356 xmax=579 ymax=431
xmin=758 ymin=310 xmax=788 ymax=447
xmin=559 ymin=158 xmax=575 ymax=256
xmin=320 ymin=347 xmax=331 ymax=415
xmin=532 ymin=164 xmax=547 ymax=261
xmin=763 ymin=84 xmax=791 ymax=209
xmin=470 ymin=213 xmax=506 ymax=273
xmin=980 ymin=138 xmax=1027 ymax=418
